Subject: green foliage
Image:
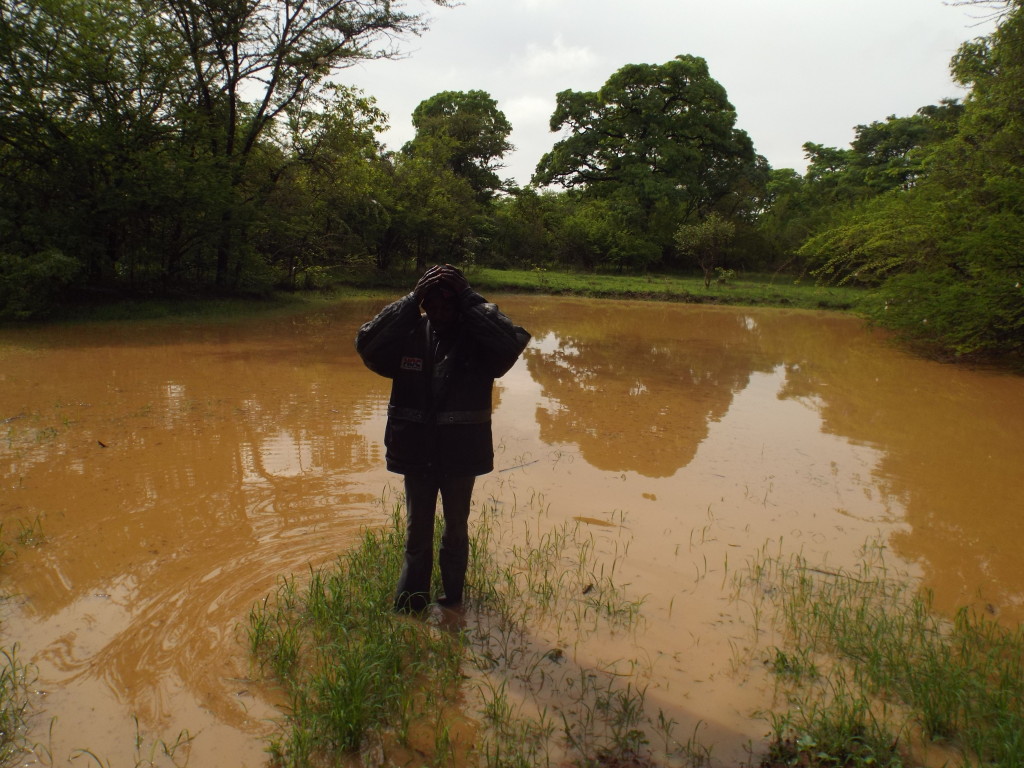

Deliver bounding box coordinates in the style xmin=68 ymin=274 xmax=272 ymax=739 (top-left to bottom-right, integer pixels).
xmin=252 ymin=86 xmax=391 ymax=286
xmin=378 ymin=89 xmax=515 ymax=269
xmin=0 ymin=0 xmax=445 ymax=308
xmin=799 ymin=105 xmax=961 ymax=205
xmin=406 ymin=90 xmax=513 ymax=199
xmin=534 ymin=55 xmax=755 ymax=208
xmin=674 ymin=212 xmax=737 ymax=288
xmin=532 ymin=55 xmax=762 ymax=269
xmin=757 ymin=102 xmax=963 ymax=277
xmin=541 ymin=195 xmax=657 ymax=272
xmin=868 ymin=269 xmax=1024 ymax=357
xmin=771 ymin=5 xmax=1024 ymax=360
xmin=810 ymin=172 xmax=1024 ymax=355
xmin=800 ymin=190 xmax=940 ymax=285
xmin=0 ymin=250 xmax=81 ymax=319
xmin=849 ymin=104 xmax=962 ymax=193
xmin=0 ymin=0 xmax=193 ymax=286
xmin=486 ymin=189 xmax=559 ymax=268
xmin=744 ymin=544 xmax=1024 ymax=768
xmin=379 ymin=150 xmax=482 ymax=270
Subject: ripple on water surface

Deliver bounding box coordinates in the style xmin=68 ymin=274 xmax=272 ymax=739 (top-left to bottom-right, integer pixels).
xmin=1 ymin=298 xmax=1023 ymax=765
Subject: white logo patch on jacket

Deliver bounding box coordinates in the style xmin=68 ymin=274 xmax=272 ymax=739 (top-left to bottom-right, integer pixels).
xmin=401 ymin=356 xmax=424 ymax=372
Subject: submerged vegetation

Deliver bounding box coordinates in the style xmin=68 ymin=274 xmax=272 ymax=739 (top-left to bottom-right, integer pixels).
xmin=738 ymin=541 xmax=1024 ymax=768
xmin=248 ymin=500 xmax=468 ymax=765
xmin=0 ymin=528 xmax=34 ymax=768
xmin=249 ymin=484 xmax=1024 ymax=768
xmin=248 ymin=489 xmax=681 ymax=767
xmin=0 ymin=645 xmax=29 ymax=768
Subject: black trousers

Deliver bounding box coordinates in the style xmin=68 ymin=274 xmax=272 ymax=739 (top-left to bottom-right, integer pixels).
xmin=395 ymin=473 xmax=475 ymax=612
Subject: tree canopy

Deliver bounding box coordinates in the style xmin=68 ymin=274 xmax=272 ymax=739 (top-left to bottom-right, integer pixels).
xmin=1 ymin=0 xmax=1022 ymax=361
xmin=788 ymin=2 xmax=1024 ymax=357
xmin=405 ymin=89 xmax=513 ymax=199
xmin=532 ymin=55 xmax=762 ymax=269
xmin=533 ymin=56 xmax=758 ymax=218
xmin=0 ymin=0 xmax=446 ymax=301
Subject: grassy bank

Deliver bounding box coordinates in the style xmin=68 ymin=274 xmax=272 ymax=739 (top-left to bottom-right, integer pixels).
xmin=333 ymin=266 xmax=869 ymax=313
xmin=248 ymin=487 xmax=1024 ymax=768
xmin=463 ymin=268 xmax=868 ymax=312
xmin=13 ymin=267 xmax=867 ymax=327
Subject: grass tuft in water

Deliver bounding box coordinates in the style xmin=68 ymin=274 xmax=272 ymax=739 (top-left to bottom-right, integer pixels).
xmin=248 ymin=502 xmax=466 ymax=766
xmin=739 ymin=541 xmax=1024 ymax=767
xmin=249 ymin=486 xmax=687 ymax=767
xmin=0 ymin=525 xmax=33 ymax=768
xmin=0 ymin=645 xmax=31 ymax=768
xmin=14 ymin=515 xmax=45 ymax=548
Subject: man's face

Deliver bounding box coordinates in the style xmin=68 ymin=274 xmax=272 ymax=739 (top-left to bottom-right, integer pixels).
xmin=422 ymin=290 xmax=458 ymax=333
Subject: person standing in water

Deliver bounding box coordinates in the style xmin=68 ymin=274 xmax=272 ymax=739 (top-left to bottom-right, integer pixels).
xmin=355 ymin=265 xmax=531 ymax=613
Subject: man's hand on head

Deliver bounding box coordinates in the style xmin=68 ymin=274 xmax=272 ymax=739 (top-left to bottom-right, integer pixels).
xmin=413 ymin=265 xmax=446 ymax=302
xmin=414 ymin=264 xmax=470 ymax=303
xmin=439 ymin=264 xmax=470 ymax=294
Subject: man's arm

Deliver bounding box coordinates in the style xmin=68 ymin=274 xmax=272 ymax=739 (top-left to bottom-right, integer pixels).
xmin=354 ymin=293 xmax=421 ymax=378
xmin=434 ymin=267 xmax=529 ymax=377
xmin=461 ymin=294 xmax=532 ymax=377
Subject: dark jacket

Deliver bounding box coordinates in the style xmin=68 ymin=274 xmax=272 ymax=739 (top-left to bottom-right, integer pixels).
xmin=355 ymin=289 xmax=530 ymax=476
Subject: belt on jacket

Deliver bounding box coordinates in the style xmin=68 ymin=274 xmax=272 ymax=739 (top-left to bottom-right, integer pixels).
xmin=388 ymin=405 xmax=491 ymax=425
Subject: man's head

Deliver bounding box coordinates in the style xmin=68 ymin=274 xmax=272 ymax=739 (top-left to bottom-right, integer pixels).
xmin=421 ymin=284 xmax=459 ymax=333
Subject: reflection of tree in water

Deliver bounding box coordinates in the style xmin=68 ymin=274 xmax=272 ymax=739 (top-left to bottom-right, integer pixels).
xmin=770 ymin=315 xmax=1024 ymax=622
xmin=522 ymin=303 xmax=775 ymax=477
xmin=1 ymin=306 xmax=397 ymax=726
xmin=1 ymin=306 xmax=388 ymax=620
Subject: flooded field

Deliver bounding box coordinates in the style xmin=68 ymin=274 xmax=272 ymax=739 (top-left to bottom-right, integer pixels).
xmin=2 ymin=295 xmax=1023 ymax=765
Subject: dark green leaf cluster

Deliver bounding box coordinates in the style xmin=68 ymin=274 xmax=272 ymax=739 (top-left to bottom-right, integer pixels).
xmin=756 ymin=4 xmax=1024 ymax=359
xmin=405 ymin=89 xmax=514 ymax=200
xmin=0 ymin=0 xmax=449 ymax=308
xmin=529 ymin=55 xmax=763 ymax=271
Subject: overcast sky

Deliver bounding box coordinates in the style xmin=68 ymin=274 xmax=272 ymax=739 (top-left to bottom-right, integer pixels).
xmin=341 ymin=0 xmax=998 ymax=186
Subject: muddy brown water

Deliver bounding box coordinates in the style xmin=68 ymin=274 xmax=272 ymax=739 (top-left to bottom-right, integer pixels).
xmin=2 ymin=296 xmax=1023 ymax=765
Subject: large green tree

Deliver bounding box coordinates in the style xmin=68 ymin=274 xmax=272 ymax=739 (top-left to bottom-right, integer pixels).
xmin=0 ymin=0 xmax=448 ymax=309
xmin=157 ymin=0 xmax=448 ymax=286
xmin=797 ymin=1 xmax=1024 ymax=357
xmin=385 ymin=90 xmax=513 ymax=269
xmin=532 ymin=55 xmax=760 ymax=268
xmin=404 ymin=89 xmax=513 ymax=199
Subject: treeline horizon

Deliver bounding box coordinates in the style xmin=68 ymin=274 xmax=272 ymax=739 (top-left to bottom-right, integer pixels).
xmin=1 ymin=0 xmax=1021 ymax=359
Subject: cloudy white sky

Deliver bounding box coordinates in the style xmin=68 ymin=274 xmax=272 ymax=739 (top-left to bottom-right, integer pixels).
xmin=341 ymin=0 xmax=998 ymax=186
